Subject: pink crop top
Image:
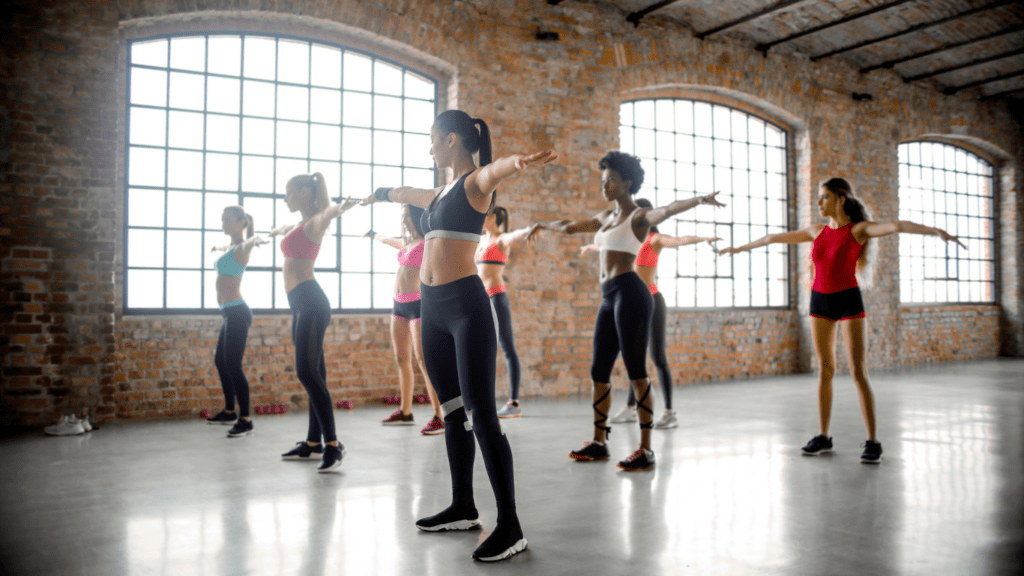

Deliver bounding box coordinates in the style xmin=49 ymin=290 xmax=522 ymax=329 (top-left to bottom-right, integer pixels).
xmin=397 ymin=240 xmax=425 ymax=268
xmin=635 ymin=232 xmax=658 ymax=267
xmin=280 ymin=224 xmax=320 ymax=260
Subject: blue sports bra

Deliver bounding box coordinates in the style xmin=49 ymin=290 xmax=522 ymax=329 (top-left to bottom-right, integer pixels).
xmin=216 ymin=247 xmax=246 ymax=277
xmin=420 ymin=171 xmax=491 ymax=243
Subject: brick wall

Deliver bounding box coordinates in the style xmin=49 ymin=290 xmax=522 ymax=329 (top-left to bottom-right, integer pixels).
xmin=2 ymin=0 xmax=1021 ymax=429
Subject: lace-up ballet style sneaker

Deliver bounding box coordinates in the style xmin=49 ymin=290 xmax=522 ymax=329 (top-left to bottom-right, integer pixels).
xmin=420 ymin=415 xmax=445 ymax=435
xmin=569 ymin=440 xmax=610 ymax=461
xmin=610 ymin=405 xmax=637 ymax=423
xmin=654 ymin=409 xmax=677 ymax=429
xmin=860 ymin=440 xmax=883 ymax=464
xmin=317 ymin=444 xmax=345 ymax=473
xmin=206 ymin=410 xmax=237 ymax=425
xmin=44 ymin=416 xmax=85 ymax=436
xmin=496 ymin=401 xmax=521 ymax=419
xmin=281 ymin=441 xmax=324 ymax=460
xmin=227 ymin=418 xmax=254 ymax=438
xmin=472 ymin=518 xmax=527 ymax=562
xmin=617 ymin=448 xmax=656 ymax=471
xmin=801 ymin=434 xmax=833 ymax=456
xmin=416 ymin=505 xmax=482 ymax=532
xmin=381 ymin=410 xmax=415 ymax=426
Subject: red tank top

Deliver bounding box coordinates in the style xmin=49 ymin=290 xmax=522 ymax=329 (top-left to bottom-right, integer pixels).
xmin=635 ymin=232 xmax=658 ymax=267
xmin=812 ymin=224 xmax=862 ymax=293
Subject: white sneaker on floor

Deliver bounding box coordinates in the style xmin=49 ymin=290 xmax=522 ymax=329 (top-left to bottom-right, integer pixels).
xmin=610 ymin=405 xmax=637 ymax=423
xmin=44 ymin=415 xmax=85 ymax=436
xmin=80 ymin=416 xmax=93 ymax=432
xmin=654 ymin=409 xmax=677 ymax=429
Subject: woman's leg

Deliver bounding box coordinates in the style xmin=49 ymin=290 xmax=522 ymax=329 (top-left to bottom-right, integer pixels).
xmin=391 ymin=316 xmax=415 ymax=416
xmin=810 ymin=316 xmax=838 ymax=436
xmin=293 ymin=290 xmax=335 ymax=445
xmin=410 ymin=321 xmax=442 ymax=419
xmin=491 ymin=292 xmax=521 ymax=402
xmin=612 ymin=280 xmax=654 ymax=451
xmin=841 ymin=318 xmax=876 ymax=440
xmin=649 ymin=292 xmax=672 ymax=410
xmin=214 ymin=319 xmax=235 ymax=412
xmin=224 ymin=305 xmax=253 ymax=418
xmin=589 ymin=297 xmax=620 ymax=444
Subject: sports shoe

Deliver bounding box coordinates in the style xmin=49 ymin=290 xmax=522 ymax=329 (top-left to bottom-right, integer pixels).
xmin=801 ymin=434 xmax=833 ymax=456
xmin=381 ymin=410 xmax=415 ymax=426
xmin=617 ymin=447 xmax=655 ymax=471
xmin=318 ymin=444 xmax=345 ymax=473
xmin=569 ymin=440 xmax=610 ymax=461
xmin=206 ymin=410 xmax=237 ymax=425
xmin=44 ymin=415 xmax=85 ymax=436
xmin=416 ymin=504 xmax=481 ymax=532
xmin=497 ymin=400 xmax=521 ymax=418
xmin=472 ymin=516 xmax=527 ymax=562
xmin=654 ymin=409 xmax=677 ymax=429
xmin=227 ymin=418 xmax=254 ymax=438
xmin=281 ymin=441 xmax=324 ymax=460
xmin=421 ymin=415 xmax=445 ymax=435
xmin=80 ymin=416 xmax=94 ymax=432
xmin=610 ymin=405 xmax=637 ymax=423
xmin=860 ymin=440 xmax=883 ymax=464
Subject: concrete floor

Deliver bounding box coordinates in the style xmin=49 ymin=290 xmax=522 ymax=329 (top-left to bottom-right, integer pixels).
xmin=1 ymin=359 xmax=1022 ymax=576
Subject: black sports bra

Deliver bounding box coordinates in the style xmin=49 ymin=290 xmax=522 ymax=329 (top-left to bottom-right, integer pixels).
xmin=420 ymin=170 xmax=492 ymax=242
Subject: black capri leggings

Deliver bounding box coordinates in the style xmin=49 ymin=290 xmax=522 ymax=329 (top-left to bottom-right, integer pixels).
xmin=490 ymin=291 xmax=521 ymax=400
xmin=287 ymin=280 xmax=336 ymax=444
xmin=420 ymin=275 xmax=516 ymax=513
xmin=591 ymin=272 xmax=655 ymax=383
xmin=214 ymin=302 xmax=253 ymax=417
xmin=627 ymin=290 xmax=674 ymax=409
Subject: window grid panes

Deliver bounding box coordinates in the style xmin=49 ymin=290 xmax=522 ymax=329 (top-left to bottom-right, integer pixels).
xmin=897 ymin=141 xmax=995 ymax=304
xmin=125 ymin=35 xmax=437 ymax=312
xmin=619 ymin=99 xmax=789 ymax=308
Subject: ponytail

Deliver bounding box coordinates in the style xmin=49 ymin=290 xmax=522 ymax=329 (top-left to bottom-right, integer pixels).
xmin=245 ymin=213 xmax=254 ymax=239
xmin=286 ymin=173 xmax=330 ymax=214
xmin=223 ymin=206 xmax=253 ymax=239
xmin=492 ymin=206 xmax=509 ymax=233
xmin=821 ymin=177 xmax=876 ymax=288
xmin=434 ymin=109 xmax=495 ymax=209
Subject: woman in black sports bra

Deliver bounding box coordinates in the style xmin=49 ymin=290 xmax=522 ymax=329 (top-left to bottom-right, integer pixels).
xmin=361 ymin=109 xmax=555 ymax=562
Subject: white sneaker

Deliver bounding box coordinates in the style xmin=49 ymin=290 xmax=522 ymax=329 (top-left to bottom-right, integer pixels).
xmin=610 ymin=405 xmax=637 ymax=423
xmin=80 ymin=416 xmax=93 ymax=432
xmin=654 ymin=409 xmax=678 ymax=429
xmin=44 ymin=415 xmax=85 ymax=436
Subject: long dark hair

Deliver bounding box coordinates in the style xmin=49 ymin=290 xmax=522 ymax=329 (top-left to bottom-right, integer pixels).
xmin=491 ymin=206 xmax=509 ymax=233
xmin=821 ymin=177 xmax=875 ymax=287
xmin=432 ymin=109 xmax=496 ymax=215
xmin=634 ymin=198 xmax=658 ymax=234
xmin=405 ymin=204 xmax=425 ymax=239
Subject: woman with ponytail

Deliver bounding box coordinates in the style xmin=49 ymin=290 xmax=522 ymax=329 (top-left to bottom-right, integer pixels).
xmin=361 ymin=110 xmax=555 ymax=562
xmin=718 ymin=177 xmax=965 ymax=464
xmin=207 ymin=206 xmax=266 ymax=437
xmin=268 ymin=172 xmax=359 ymax=473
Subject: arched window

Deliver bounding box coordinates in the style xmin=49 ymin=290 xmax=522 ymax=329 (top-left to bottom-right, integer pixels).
xmin=124 ymin=34 xmax=437 ymax=313
xmin=897 ymin=142 xmax=995 ymax=303
xmin=619 ymin=100 xmax=790 ymax=308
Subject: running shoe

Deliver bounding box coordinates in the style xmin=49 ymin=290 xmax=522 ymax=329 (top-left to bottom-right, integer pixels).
xmin=44 ymin=415 xmax=84 ymax=436
xmin=801 ymin=434 xmax=833 ymax=456
xmin=860 ymin=440 xmax=883 ymax=464
xmin=281 ymin=441 xmax=324 ymax=460
xmin=569 ymin=440 xmax=610 ymax=461
xmin=617 ymin=447 xmax=656 ymax=471
xmin=206 ymin=410 xmax=237 ymax=425
xmin=381 ymin=410 xmax=415 ymax=426
xmin=318 ymin=444 xmax=345 ymax=473
xmin=496 ymin=401 xmax=521 ymax=419
xmin=420 ymin=415 xmax=445 ymax=435
xmin=609 ymin=405 xmax=637 ymax=423
xmin=227 ymin=418 xmax=254 ymax=438
xmin=654 ymin=409 xmax=677 ymax=429
xmin=416 ymin=505 xmax=482 ymax=532
xmin=472 ymin=519 xmax=527 ymax=562
xmin=80 ymin=416 xmax=93 ymax=432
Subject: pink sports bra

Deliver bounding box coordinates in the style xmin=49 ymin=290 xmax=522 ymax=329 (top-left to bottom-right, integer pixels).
xmin=280 ymin=224 xmax=320 ymax=260
xmin=635 ymin=232 xmax=658 ymax=267
xmin=397 ymin=240 xmax=425 ymax=268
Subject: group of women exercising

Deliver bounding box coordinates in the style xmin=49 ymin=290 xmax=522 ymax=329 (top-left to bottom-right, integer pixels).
xmin=202 ymin=108 xmax=965 ymax=562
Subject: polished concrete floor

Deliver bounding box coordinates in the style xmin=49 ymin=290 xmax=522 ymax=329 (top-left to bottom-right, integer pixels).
xmin=1 ymin=359 xmax=1022 ymax=576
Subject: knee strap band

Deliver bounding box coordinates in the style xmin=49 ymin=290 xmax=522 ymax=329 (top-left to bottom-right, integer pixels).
xmin=593 ymin=387 xmax=612 ymax=437
xmin=441 ymin=396 xmax=464 ymax=419
xmin=635 ymin=383 xmax=654 ymax=418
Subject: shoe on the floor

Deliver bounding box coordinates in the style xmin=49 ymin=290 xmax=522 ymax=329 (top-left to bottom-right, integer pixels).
xmin=206 ymin=410 xmax=237 ymax=425
xmin=317 ymin=444 xmax=345 ymax=473
xmin=497 ymin=400 xmax=521 ymax=419
xmin=654 ymin=409 xmax=677 ymax=429
xmin=44 ymin=415 xmax=85 ymax=436
xmin=617 ymin=447 xmax=655 ymax=471
xmin=416 ymin=504 xmax=481 ymax=532
xmin=381 ymin=410 xmax=415 ymax=426
xmin=227 ymin=418 xmax=254 ymax=438
xmin=860 ymin=440 xmax=883 ymax=464
xmin=80 ymin=416 xmax=93 ymax=432
xmin=421 ymin=415 xmax=445 ymax=435
xmin=472 ymin=518 xmax=527 ymax=562
xmin=609 ymin=405 xmax=637 ymax=423
xmin=801 ymin=434 xmax=833 ymax=456
xmin=569 ymin=440 xmax=610 ymax=461
xmin=281 ymin=441 xmax=324 ymax=460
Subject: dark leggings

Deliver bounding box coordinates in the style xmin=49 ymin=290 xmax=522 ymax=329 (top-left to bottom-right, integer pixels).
xmin=627 ymin=291 xmax=673 ymax=409
xmin=214 ymin=302 xmax=252 ymax=417
xmin=490 ymin=291 xmax=521 ymax=400
xmin=287 ymin=280 xmax=336 ymax=443
xmin=421 ymin=275 xmax=516 ymax=513
xmin=591 ymin=272 xmax=654 ymax=383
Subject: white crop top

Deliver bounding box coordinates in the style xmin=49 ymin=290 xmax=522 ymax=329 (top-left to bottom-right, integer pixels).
xmin=593 ymin=207 xmax=644 ymax=255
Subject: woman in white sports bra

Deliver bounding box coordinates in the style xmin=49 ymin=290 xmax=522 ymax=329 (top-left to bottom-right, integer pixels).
xmin=532 ymin=151 xmax=723 ymax=471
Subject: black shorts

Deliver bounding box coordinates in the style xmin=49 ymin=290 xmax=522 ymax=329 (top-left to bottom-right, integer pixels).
xmin=392 ymin=298 xmax=421 ymax=321
xmin=810 ymin=287 xmax=866 ymax=321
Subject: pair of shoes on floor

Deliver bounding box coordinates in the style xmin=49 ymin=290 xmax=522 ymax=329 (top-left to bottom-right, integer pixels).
xmin=381 ymin=410 xmax=415 ymax=426
xmin=801 ymin=434 xmax=883 ymax=464
xmin=420 ymin=415 xmax=445 ymax=435
xmin=496 ymin=400 xmax=521 ymax=418
xmin=227 ymin=418 xmax=254 ymax=438
xmin=206 ymin=410 xmax=237 ymax=425
xmin=612 ymin=405 xmax=678 ymax=430
xmin=44 ymin=415 xmax=93 ymax=436
xmin=281 ymin=441 xmax=345 ymax=472
xmin=415 ymin=504 xmax=528 ymax=562
xmin=568 ymin=441 xmax=656 ymax=471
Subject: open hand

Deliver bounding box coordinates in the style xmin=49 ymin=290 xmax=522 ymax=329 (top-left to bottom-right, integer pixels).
xmin=514 ymin=150 xmax=558 ymax=171
xmin=937 ymin=229 xmax=967 ymax=250
xmin=701 ymin=191 xmax=727 ymax=208
xmin=716 ymin=246 xmax=741 ymax=256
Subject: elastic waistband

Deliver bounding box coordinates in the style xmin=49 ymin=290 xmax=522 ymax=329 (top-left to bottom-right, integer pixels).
xmin=421 ymin=274 xmax=486 ymax=302
xmin=395 ymin=291 xmax=421 ymax=303
xmin=487 ymin=285 xmax=507 ymax=297
xmin=220 ymin=299 xmax=246 ymax=310
xmin=425 ymin=230 xmax=481 ymax=243
xmin=647 ymin=284 xmax=658 ymax=295
xmin=287 ymin=279 xmax=327 ymax=308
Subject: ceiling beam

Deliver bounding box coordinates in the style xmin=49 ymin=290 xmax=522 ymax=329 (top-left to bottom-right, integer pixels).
xmin=695 ymin=0 xmax=807 ymax=40
xmin=626 ymin=0 xmax=680 ymax=27
xmin=944 ymin=68 xmax=1024 ymax=94
xmin=755 ymin=0 xmax=917 ymax=54
xmin=979 ymin=86 xmax=1024 ymax=101
xmin=859 ymin=24 xmax=1024 ymax=74
xmin=811 ymin=0 xmax=1016 ymax=62
xmin=903 ymin=47 xmax=1024 ymax=83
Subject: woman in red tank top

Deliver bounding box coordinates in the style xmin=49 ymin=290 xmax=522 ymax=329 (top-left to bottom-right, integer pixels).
xmin=719 ymin=177 xmax=964 ymax=464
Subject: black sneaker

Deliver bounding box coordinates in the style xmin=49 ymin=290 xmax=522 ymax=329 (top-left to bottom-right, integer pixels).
xmin=416 ymin=504 xmax=481 ymax=532
xmin=860 ymin=440 xmax=883 ymax=464
xmin=472 ymin=518 xmax=527 ymax=562
xmin=206 ymin=410 xmax=237 ymax=425
xmin=281 ymin=441 xmax=324 ymax=460
xmin=227 ymin=418 xmax=253 ymax=438
xmin=569 ymin=440 xmax=610 ymax=461
xmin=801 ymin=434 xmax=833 ymax=456
xmin=317 ymin=444 xmax=345 ymax=473
xmin=617 ymin=447 xmax=655 ymax=471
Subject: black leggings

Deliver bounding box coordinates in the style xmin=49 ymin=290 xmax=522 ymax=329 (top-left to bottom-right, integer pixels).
xmin=591 ymin=272 xmax=654 ymax=383
xmin=420 ymin=275 xmax=516 ymax=513
xmin=490 ymin=291 xmax=521 ymax=400
xmin=287 ymin=280 xmax=336 ymax=444
xmin=627 ymin=291 xmax=673 ymax=409
xmin=214 ymin=302 xmax=253 ymax=417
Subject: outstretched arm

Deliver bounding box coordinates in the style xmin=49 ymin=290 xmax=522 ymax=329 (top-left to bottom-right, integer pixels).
xmin=268 ymin=223 xmax=300 ymax=238
xmin=855 ymin=220 xmax=966 ymax=248
xmin=362 ymin=185 xmax=443 ymax=209
xmin=307 ymin=197 xmax=361 ymax=238
xmin=467 ymin=150 xmax=557 ymax=199
xmin=717 ymin=226 xmax=819 ymax=255
xmin=534 ymin=214 xmax=604 ymax=236
xmin=498 ymin=224 xmax=541 ymax=250
xmin=364 ymin=230 xmax=403 ymax=250
xmin=579 ymin=243 xmax=599 ymax=255
xmin=640 ymin=192 xmax=726 ymax=228
xmin=654 ymin=234 xmax=722 ymax=249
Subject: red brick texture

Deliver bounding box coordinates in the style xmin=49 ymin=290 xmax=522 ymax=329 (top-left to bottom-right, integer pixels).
xmin=2 ymin=1 xmax=1021 ymax=428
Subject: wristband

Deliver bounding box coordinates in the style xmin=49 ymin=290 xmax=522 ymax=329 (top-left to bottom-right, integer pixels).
xmin=374 ymin=187 xmax=393 ymax=202
xmin=367 ymin=230 xmax=376 ymax=239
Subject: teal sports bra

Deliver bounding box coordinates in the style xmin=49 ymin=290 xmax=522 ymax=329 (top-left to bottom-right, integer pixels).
xmin=216 ymin=247 xmax=246 ymax=277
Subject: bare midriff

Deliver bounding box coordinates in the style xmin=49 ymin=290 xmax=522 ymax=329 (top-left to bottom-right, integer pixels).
xmin=216 ymin=276 xmax=243 ymax=305
xmin=476 ymin=262 xmax=505 ymax=291
xmin=395 ymin=261 xmax=421 ymax=295
xmin=420 ymin=239 xmax=478 ymax=286
xmin=634 ymin=264 xmax=657 ymax=286
xmin=599 ymin=251 xmax=639 ymax=283
xmin=284 ymin=259 xmax=316 ymax=294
